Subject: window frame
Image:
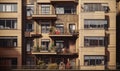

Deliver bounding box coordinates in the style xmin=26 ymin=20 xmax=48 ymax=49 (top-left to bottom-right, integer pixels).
xmin=41 ymin=39 xmax=50 ymax=51
xmin=41 ymin=4 xmax=50 ymax=14
xmin=83 ymin=3 xmax=109 ymax=12
xmin=84 ymin=19 xmax=108 ymax=29
xmin=84 ymin=55 xmax=105 ymax=66
xmin=0 ymin=3 xmax=17 ymax=12
xmin=0 ymin=19 xmax=17 ymax=30
xmin=84 ymin=37 xmax=105 ymax=47
xmin=55 ymin=5 xmax=76 ymax=14
xmin=0 ymin=36 xmax=17 ymax=47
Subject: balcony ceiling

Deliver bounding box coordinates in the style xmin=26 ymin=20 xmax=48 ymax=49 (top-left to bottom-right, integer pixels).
xmin=32 ymin=14 xmax=57 ymax=20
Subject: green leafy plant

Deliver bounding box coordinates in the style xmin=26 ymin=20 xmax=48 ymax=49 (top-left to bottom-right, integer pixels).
xmin=37 ymin=60 xmax=46 ymax=69
xmin=50 ymin=43 xmax=55 ymax=52
xmin=33 ymin=45 xmax=40 ymax=52
xmin=49 ymin=27 xmax=55 ymax=34
xmin=47 ymin=63 xmax=58 ymax=69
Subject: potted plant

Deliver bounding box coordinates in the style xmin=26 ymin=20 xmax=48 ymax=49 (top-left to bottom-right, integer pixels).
xmin=49 ymin=27 xmax=55 ymax=34
xmin=50 ymin=43 xmax=56 ymax=52
xmin=47 ymin=63 xmax=58 ymax=69
xmin=33 ymin=45 xmax=40 ymax=52
xmin=37 ymin=60 xmax=46 ymax=69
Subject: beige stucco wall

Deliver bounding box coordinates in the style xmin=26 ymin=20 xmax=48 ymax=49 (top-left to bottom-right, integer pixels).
xmin=79 ymin=0 xmax=116 ymax=70
xmin=0 ymin=0 xmax=22 ymax=67
xmin=25 ymin=0 xmax=116 ymax=70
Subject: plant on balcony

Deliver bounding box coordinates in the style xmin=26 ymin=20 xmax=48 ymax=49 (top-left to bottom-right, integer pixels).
xmin=47 ymin=63 xmax=58 ymax=69
xmin=50 ymin=43 xmax=56 ymax=52
xmin=33 ymin=45 xmax=40 ymax=52
xmin=73 ymin=30 xmax=79 ymax=35
xmin=37 ymin=60 xmax=46 ymax=69
xmin=49 ymin=27 xmax=55 ymax=34
xmin=55 ymin=30 xmax=60 ymax=35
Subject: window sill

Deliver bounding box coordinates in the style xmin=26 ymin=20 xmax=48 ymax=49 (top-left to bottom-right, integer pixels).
xmin=84 ymin=65 xmax=104 ymax=66
xmin=0 ymin=11 xmax=17 ymax=13
xmin=0 ymin=47 xmax=17 ymax=48
xmin=84 ymin=46 xmax=105 ymax=47
xmin=0 ymin=29 xmax=18 ymax=30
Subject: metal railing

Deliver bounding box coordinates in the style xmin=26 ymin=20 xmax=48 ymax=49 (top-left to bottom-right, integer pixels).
xmin=31 ymin=47 xmax=78 ymax=54
xmin=49 ymin=28 xmax=79 ymax=36
xmin=27 ymin=9 xmax=76 ymax=16
xmin=1 ymin=65 xmax=119 ymax=70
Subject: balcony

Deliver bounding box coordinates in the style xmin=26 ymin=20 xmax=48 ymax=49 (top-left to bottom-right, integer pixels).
xmin=25 ymin=32 xmax=41 ymax=38
xmin=32 ymin=11 xmax=57 ymax=19
xmin=29 ymin=45 xmax=78 ymax=55
xmin=56 ymin=47 xmax=78 ymax=55
xmin=31 ymin=45 xmax=57 ymax=55
xmin=49 ymin=28 xmax=79 ymax=37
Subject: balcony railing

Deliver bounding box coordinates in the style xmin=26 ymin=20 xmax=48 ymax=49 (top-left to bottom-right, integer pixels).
xmin=25 ymin=32 xmax=41 ymax=38
xmin=49 ymin=28 xmax=79 ymax=37
xmin=30 ymin=46 xmax=78 ymax=55
xmin=27 ymin=9 xmax=77 ymax=16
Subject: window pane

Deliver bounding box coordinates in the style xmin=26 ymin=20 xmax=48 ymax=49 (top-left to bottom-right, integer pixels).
xmin=84 ymin=56 xmax=104 ymax=66
xmin=12 ymin=20 xmax=17 ymax=29
xmin=84 ymin=37 xmax=105 ymax=47
xmin=0 ymin=37 xmax=17 ymax=47
xmin=6 ymin=20 xmax=11 ymax=29
xmin=41 ymin=40 xmax=50 ymax=51
xmin=56 ymin=24 xmax=64 ymax=34
xmin=41 ymin=5 xmax=50 ymax=14
xmin=0 ymin=4 xmax=3 ymax=11
xmin=27 ymin=5 xmax=34 ymax=16
xmin=69 ymin=24 xmax=75 ymax=33
xmin=12 ymin=4 xmax=17 ymax=12
xmin=84 ymin=3 xmax=103 ymax=12
xmin=6 ymin=4 xmax=12 ymax=12
xmin=41 ymin=24 xmax=50 ymax=33
xmin=0 ymin=20 xmax=5 ymax=29
xmin=84 ymin=19 xmax=107 ymax=29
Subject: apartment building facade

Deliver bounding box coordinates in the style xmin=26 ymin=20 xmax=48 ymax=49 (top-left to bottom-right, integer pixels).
xmin=25 ymin=0 xmax=79 ymax=69
xmin=0 ymin=0 xmax=116 ymax=70
xmin=0 ymin=0 xmax=22 ymax=69
xmin=79 ymin=0 xmax=116 ymax=70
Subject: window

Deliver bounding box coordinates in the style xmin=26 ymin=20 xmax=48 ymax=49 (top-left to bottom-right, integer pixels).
xmin=26 ymin=57 xmax=35 ymax=65
xmin=26 ymin=21 xmax=34 ymax=32
xmin=0 ymin=37 xmax=17 ymax=47
xmin=41 ymin=4 xmax=50 ymax=14
xmin=41 ymin=22 xmax=50 ymax=33
xmin=41 ymin=39 xmax=50 ymax=51
xmin=84 ymin=3 xmax=109 ymax=12
xmin=0 ymin=4 xmax=17 ymax=12
xmin=0 ymin=19 xmax=17 ymax=29
xmin=26 ymin=5 xmax=34 ymax=16
xmin=84 ymin=37 xmax=105 ymax=47
xmin=56 ymin=24 xmax=64 ymax=34
xmin=55 ymin=40 xmax=64 ymax=53
xmin=84 ymin=56 xmax=104 ymax=66
xmin=40 ymin=57 xmax=50 ymax=64
xmin=26 ymin=40 xmax=33 ymax=52
xmin=56 ymin=5 xmax=76 ymax=14
xmin=69 ymin=24 xmax=75 ymax=33
xmin=84 ymin=19 xmax=107 ymax=29
xmin=0 ymin=58 xmax=17 ymax=69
